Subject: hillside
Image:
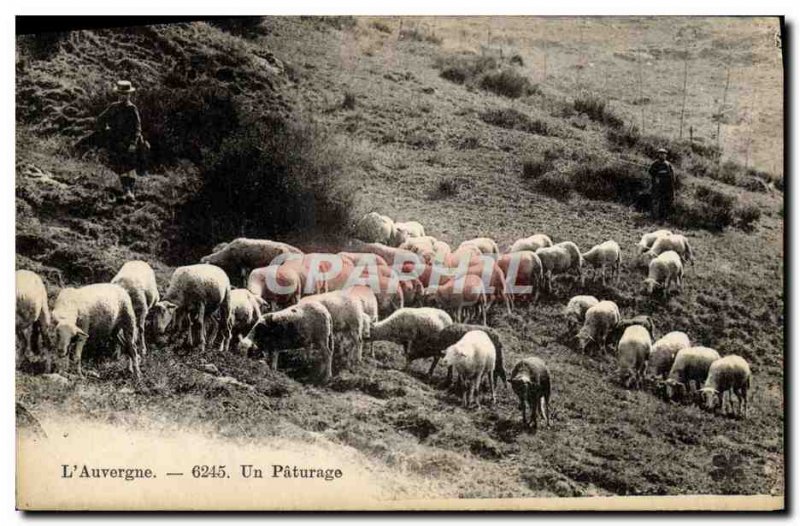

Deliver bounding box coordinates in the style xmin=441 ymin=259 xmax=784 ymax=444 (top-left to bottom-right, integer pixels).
xmin=15 ymin=17 xmax=784 ymax=501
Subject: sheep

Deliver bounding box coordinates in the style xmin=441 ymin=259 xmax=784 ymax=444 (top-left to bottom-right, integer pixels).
xmin=441 ymin=330 xmax=497 ymax=408
xmin=151 ymin=264 xmax=233 ymax=353
xmin=649 ymin=331 xmax=691 ymax=379
xmin=426 ymin=273 xmax=487 ymax=325
xmin=299 ymin=290 xmax=365 ymax=365
xmin=343 ymin=285 xmax=379 ymax=357
xmin=562 ymin=295 xmax=599 ymax=329
xmin=457 ymin=237 xmax=500 ymax=256
xmin=576 ymin=300 xmax=620 ymax=354
xmin=229 ymin=288 xmax=266 ymax=344
xmin=510 ymin=357 xmax=551 ymax=432
xmin=498 ymin=251 xmax=544 ymax=304
xmin=647 ymin=234 xmax=694 ymax=266
xmin=698 ymin=355 xmax=752 ymax=419
xmin=338 ymin=252 xmax=390 ymax=269
xmin=111 ymin=261 xmax=159 ymax=357
xmin=581 ymin=240 xmax=621 ymax=285
xmin=663 ymin=346 xmax=721 ymax=402
xmin=536 ymin=245 xmax=579 ymax=293
xmin=508 ymin=234 xmax=553 ymax=254
xmin=644 ymin=250 xmax=684 ymax=298
xmin=411 ymin=324 xmax=507 ymax=385
xmin=247 ymin=265 xmax=303 ymax=308
xmin=200 ymin=238 xmax=303 ymax=286
xmin=368 ymin=308 xmax=453 ymax=365
xmin=616 ymin=325 xmax=652 ymax=389
xmin=16 ymin=270 xmax=52 ymax=369
xmin=399 ymin=236 xmax=438 ymax=261
xmin=612 ymin=315 xmax=656 ymax=343
xmin=637 ymin=229 xmax=672 ymax=254
xmin=237 ymin=302 xmax=333 ymax=382
xmin=394 ymin=221 xmax=426 ymax=241
xmin=52 ymin=283 xmax=140 ymax=380
xmin=354 ymin=212 xmax=399 ymax=246
xmin=345 ymin=240 xmax=421 ymax=269
xmin=555 ymin=241 xmax=584 ymax=286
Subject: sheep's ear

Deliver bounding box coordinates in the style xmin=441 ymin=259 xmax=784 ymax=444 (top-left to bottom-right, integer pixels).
xmin=163 ymin=301 xmax=178 ymax=311
xmin=75 ymin=328 xmax=89 ymax=340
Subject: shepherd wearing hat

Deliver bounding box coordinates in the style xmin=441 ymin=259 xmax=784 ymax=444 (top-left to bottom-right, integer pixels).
xmin=648 ymin=147 xmax=676 ymax=221
xmin=77 ymin=80 xmax=150 ymax=202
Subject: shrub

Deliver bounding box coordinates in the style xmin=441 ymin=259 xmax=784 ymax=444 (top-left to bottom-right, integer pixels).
xmin=479 ymin=68 xmax=537 ymax=99
xmin=342 ymin=91 xmax=357 ymax=110
xmin=606 ymin=124 xmax=641 ymax=149
xmin=371 ymin=21 xmax=392 ymax=33
xmin=571 ymin=161 xmax=649 ymax=204
xmin=430 ymin=177 xmax=461 ymax=199
xmin=573 ymin=94 xmax=624 ymax=128
xmin=735 ymin=202 xmax=761 ymax=231
xmin=480 ymin=108 xmax=551 ymax=135
xmin=436 ymin=54 xmax=498 ymax=85
xmin=536 ymin=171 xmax=574 ymax=200
xmin=674 ymin=186 xmax=736 ymax=231
xmin=521 ymin=157 xmax=554 ymax=180
xmin=405 ymin=129 xmax=439 ymax=150
xmin=456 ymin=135 xmax=481 ymax=150
xmin=399 ymin=28 xmax=442 ymax=45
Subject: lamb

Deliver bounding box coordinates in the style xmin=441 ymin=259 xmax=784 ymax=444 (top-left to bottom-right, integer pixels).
xmin=411 ymin=323 xmax=507 ymax=385
xmin=510 ymin=357 xmax=551 ymax=432
xmin=354 ymin=212 xmax=398 ymax=246
xmin=576 ymin=300 xmax=621 ymax=354
xmin=647 ymin=234 xmax=694 ymax=266
xmin=508 ymin=234 xmax=553 ymax=254
xmin=649 ymin=331 xmax=691 ymax=379
xmin=498 ymin=251 xmax=544 ymax=304
xmin=698 ymin=355 xmax=752 ymax=419
xmin=237 ymin=302 xmax=333 ymax=382
xmin=229 ymin=288 xmax=267 ymax=344
xmin=426 ymin=273 xmax=488 ymax=325
xmin=368 ymin=308 xmax=453 ymax=364
xmin=200 ymin=238 xmax=303 ymax=286
xmin=637 ymin=229 xmax=672 ymax=254
xmin=535 ymin=245 xmax=580 ymax=293
xmin=644 ymin=250 xmax=684 ymax=298
xmin=247 ymin=265 xmax=303 ymax=308
xmin=562 ymin=295 xmax=599 ymax=328
xmin=299 ymin=290 xmax=365 ymax=364
xmin=52 ymin=283 xmax=140 ymax=380
xmin=111 ymin=261 xmax=159 ymax=357
xmin=441 ymin=331 xmax=497 ymax=408
xmin=151 ymin=264 xmax=233 ymax=353
xmin=616 ymin=325 xmax=652 ymax=389
xmin=457 ymin=237 xmax=500 ymax=256
xmin=663 ymin=346 xmax=721 ymax=402
xmin=16 ymin=270 xmax=52 ymax=368
xmin=581 ymin=240 xmax=621 ymax=285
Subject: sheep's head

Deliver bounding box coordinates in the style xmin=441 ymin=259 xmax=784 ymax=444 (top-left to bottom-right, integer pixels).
xmin=663 ymin=378 xmax=686 ymax=402
xmin=575 ymin=331 xmax=594 ymax=353
xmin=643 ymin=278 xmax=661 ymax=295
xmin=53 ymin=322 xmax=88 ymax=357
xmin=698 ymin=387 xmax=720 ymax=411
xmin=151 ymin=301 xmax=178 ymax=334
xmin=511 ymin=374 xmax=530 ymax=405
xmin=440 ymin=345 xmax=459 ymax=367
xmin=237 ymin=333 xmax=257 ymax=357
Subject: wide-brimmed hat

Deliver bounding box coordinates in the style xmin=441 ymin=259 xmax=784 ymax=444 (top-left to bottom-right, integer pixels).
xmin=656 ymin=147 xmax=668 ymax=154
xmin=114 ymin=80 xmax=136 ymax=93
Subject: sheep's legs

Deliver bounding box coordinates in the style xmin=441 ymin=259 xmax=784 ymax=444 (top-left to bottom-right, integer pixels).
xmin=427 ymin=356 xmax=440 ymax=379
xmin=196 ymin=303 xmax=207 ymax=351
xmin=542 ymin=393 xmax=551 ymax=427
xmin=16 ymin=327 xmax=29 ymax=366
xmin=73 ymin=337 xmax=86 ymax=378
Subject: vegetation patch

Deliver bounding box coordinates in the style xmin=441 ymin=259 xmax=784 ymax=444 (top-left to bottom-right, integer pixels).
xmin=480 ymin=108 xmax=552 ymax=135
xmin=573 ymin=93 xmax=624 ymax=128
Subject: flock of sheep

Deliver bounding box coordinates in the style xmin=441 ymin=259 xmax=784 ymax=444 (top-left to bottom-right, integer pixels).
xmin=15 ymin=211 xmax=753 ymax=432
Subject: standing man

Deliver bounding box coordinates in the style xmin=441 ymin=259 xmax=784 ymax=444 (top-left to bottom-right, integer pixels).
xmin=648 ymin=147 xmax=676 ymax=221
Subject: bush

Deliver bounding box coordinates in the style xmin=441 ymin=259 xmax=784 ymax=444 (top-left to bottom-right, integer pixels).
xmin=479 ymin=68 xmax=537 ymax=99
xmin=342 ymin=91 xmax=357 ymax=110
xmin=436 ymin=54 xmax=498 ymax=85
xmin=371 ymin=21 xmax=392 ymax=33
xmin=480 ymin=108 xmax=551 ymax=135
xmin=571 ymin=161 xmax=649 ymax=204
xmin=521 ymin=157 xmax=554 ymax=180
xmin=536 ymin=171 xmax=574 ymax=200
xmin=735 ymin=202 xmax=762 ymax=231
xmin=674 ymin=186 xmax=736 ymax=231
xmin=399 ymin=28 xmax=442 ymax=45
xmin=606 ymin=124 xmax=641 ymax=149
xmin=430 ymin=177 xmax=461 ymax=199
xmin=573 ymin=94 xmax=624 ymax=128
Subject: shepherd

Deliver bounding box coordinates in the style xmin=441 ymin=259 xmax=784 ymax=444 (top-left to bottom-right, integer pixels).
xmin=648 ymin=147 xmax=676 ymax=221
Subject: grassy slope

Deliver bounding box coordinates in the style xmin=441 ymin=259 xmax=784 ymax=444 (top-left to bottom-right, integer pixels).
xmin=16 ymin=17 xmax=784 ymax=498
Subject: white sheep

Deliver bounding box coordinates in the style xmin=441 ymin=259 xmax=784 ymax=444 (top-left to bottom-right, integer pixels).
xmin=508 ymin=234 xmax=552 ymax=254
xmin=510 ymin=357 xmax=551 ymax=431
xmin=582 ymin=240 xmax=621 ymax=285
xmin=555 ymin=241 xmax=584 ymax=286
xmin=412 ymin=323 xmax=507 ymax=384
xmin=426 ymin=273 xmax=487 ymax=325
xmin=649 ymin=331 xmax=691 ymax=379
xmin=111 ymin=261 xmax=159 ymax=357
xmin=16 ymin=270 xmax=52 ymax=367
xmin=299 ymin=290 xmax=365 ymax=364
xmin=617 ymin=325 xmax=652 ymax=389
xmin=247 ymin=265 xmax=303 ymax=308
xmin=562 ymin=295 xmax=599 ymax=328
xmin=576 ymin=300 xmax=620 ymax=354
xmin=644 ymin=250 xmax=684 ymax=298
xmin=536 ymin=244 xmax=582 ymax=293
xmin=200 ymin=238 xmax=303 ymax=286
xmin=647 ymin=234 xmax=694 ymax=266
xmin=338 ymin=251 xmax=390 ymax=268
xmin=369 ymin=307 xmax=453 ymax=365
xmin=343 ymin=285 xmax=379 ymax=357
xmin=698 ymin=355 xmax=752 ymax=418
xmin=637 ymin=229 xmax=672 ymax=254
xmin=457 ymin=237 xmax=500 ymax=256
xmin=237 ymin=302 xmax=334 ymax=382
xmin=230 ymin=288 xmax=266 ymax=343
xmin=441 ymin=330 xmax=497 ymax=408
xmin=354 ymin=212 xmax=398 ymax=246
xmin=395 ymin=221 xmax=426 ymax=241
xmin=52 ymin=283 xmax=140 ymax=380
xmin=663 ymin=346 xmax=721 ymax=402
xmin=151 ymin=264 xmax=233 ymax=353
xmin=498 ymin=251 xmax=544 ymax=304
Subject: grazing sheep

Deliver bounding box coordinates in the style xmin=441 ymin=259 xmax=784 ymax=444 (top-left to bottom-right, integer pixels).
xmin=555 ymin=241 xmax=584 ymax=286
xmin=354 ymin=212 xmax=399 ymax=246
xmin=649 ymin=331 xmax=691 ymax=379
xmin=200 ymin=238 xmax=303 ymax=286
xmin=617 ymin=325 xmax=652 ymax=389
xmin=441 ymin=330 xmax=497 ymax=408
xmin=663 ymin=346 xmax=721 ymax=402
xmin=394 ymin=221 xmax=426 ymax=241
xmin=52 ymin=284 xmax=140 ymax=380
xmin=582 ymin=240 xmax=621 ymax=285
xmin=346 ymin=240 xmax=421 ymax=268
xmin=647 ymin=234 xmax=694 ymax=266
xmin=111 ymin=261 xmax=159 ymax=357
xmin=498 ymin=251 xmax=544 ymax=303
xmin=510 ymin=357 xmax=551 ymax=431
xmin=644 ymin=250 xmax=684 ymax=298
xmin=230 ymin=289 xmax=266 ymax=343
xmin=369 ymin=308 xmax=453 ymax=365
xmin=457 ymin=237 xmax=500 ymax=256
xmin=576 ymin=300 xmax=621 ymax=354
xmin=398 ymin=277 xmax=424 ymax=308
xmin=536 ymin=245 xmax=578 ymax=293
xmin=338 ymin=252 xmax=390 ymax=269
xmin=399 ymin=236 xmax=440 ymax=262
xmin=612 ymin=315 xmax=656 ymax=343
xmin=237 ymin=302 xmax=333 ymax=382
xmin=247 ymin=265 xmax=303 ymax=308
xmin=151 ymin=264 xmax=233 ymax=353
xmin=637 ymin=229 xmax=672 ymax=254
xmin=343 ymin=285 xmax=379 ymax=357
xmin=698 ymin=355 xmax=752 ymax=418
xmin=426 ymin=274 xmax=488 ymax=325
xmin=562 ymin=295 xmax=599 ymax=328
xmin=508 ymin=234 xmax=553 ymax=254
xmin=16 ymin=270 xmax=52 ymax=368
xmin=411 ymin=324 xmax=507 ymax=385
xmin=299 ymin=290 xmax=365 ymax=364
